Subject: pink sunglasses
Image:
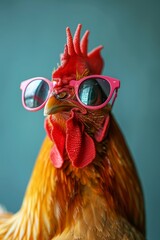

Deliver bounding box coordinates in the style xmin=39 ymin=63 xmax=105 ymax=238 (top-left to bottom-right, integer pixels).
xmin=20 ymin=75 xmax=120 ymax=112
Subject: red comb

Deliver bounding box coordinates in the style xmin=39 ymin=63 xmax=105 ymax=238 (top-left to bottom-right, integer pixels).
xmin=53 ymin=24 xmax=104 ymax=78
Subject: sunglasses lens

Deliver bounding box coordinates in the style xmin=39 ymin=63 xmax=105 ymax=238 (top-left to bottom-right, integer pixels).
xmin=24 ymin=80 xmax=49 ymax=108
xmin=78 ymin=77 xmax=110 ymax=106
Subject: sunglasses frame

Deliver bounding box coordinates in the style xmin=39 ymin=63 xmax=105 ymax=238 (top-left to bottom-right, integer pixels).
xmin=70 ymin=75 xmax=120 ymax=110
xmin=20 ymin=77 xmax=54 ymax=112
xmin=20 ymin=75 xmax=120 ymax=112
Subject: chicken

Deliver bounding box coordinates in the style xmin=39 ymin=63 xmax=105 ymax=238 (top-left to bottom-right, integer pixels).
xmin=0 ymin=24 xmax=145 ymax=240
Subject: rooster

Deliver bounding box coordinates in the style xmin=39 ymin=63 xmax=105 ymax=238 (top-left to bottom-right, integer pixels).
xmin=0 ymin=24 xmax=145 ymax=240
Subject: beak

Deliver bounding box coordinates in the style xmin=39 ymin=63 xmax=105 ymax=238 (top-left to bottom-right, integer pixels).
xmin=44 ymin=95 xmax=73 ymax=116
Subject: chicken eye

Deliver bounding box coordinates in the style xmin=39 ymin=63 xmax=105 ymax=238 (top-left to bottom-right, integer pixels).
xmin=56 ymin=91 xmax=68 ymax=100
xmin=78 ymin=78 xmax=110 ymax=106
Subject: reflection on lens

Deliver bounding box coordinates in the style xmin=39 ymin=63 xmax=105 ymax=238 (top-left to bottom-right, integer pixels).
xmin=24 ymin=80 xmax=49 ymax=108
xmin=78 ymin=78 xmax=110 ymax=106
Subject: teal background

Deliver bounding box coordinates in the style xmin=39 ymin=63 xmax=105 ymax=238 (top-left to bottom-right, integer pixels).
xmin=0 ymin=0 xmax=159 ymax=239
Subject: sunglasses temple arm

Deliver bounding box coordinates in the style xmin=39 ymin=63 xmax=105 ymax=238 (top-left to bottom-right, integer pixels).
xmin=111 ymin=89 xmax=118 ymax=108
xmin=20 ymin=81 xmax=25 ymax=90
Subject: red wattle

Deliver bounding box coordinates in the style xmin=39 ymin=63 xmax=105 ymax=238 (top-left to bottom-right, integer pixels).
xmin=66 ymin=111 xmax=96 ymax=168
